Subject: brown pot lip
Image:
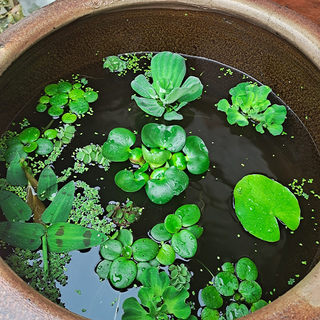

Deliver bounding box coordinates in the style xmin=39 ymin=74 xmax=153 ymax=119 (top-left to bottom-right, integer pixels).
xmin=0 ymin=0 xmax=320 ymax=319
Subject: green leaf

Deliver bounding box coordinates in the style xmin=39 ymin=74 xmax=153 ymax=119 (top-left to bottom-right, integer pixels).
xmin=19 ymin=127 xmax=40 ymax=144
xmin=150 ymin=223 xmax=173 ymax=241
xmin=214 ymin=272 xmax=239 ymax=296
xmin=225 ymin=303 xmax=249 ymax=320
xmin=132 ymin=95 xmax=165 ymax=117
xmin=171 ymin=230 xmax=197 ymax=258
xmin=145 ymin=166 xmax=189 ymax=204
xmin=115 ymin=169 xmax=148 ymax=192
xmin=139 ymin=267 xmax=170 ymax=295
xmin=142 ymin=145 xmax=171 ymax=169
xmin=141 ymin=123 xmax=186 ymax=152
xmin=57 ymin=81 xmax=72 ymax=93
xmin=186 ymin=225 xmax=203 ymax=239
xmin=164 ymin=214 xmax=182 ymax=233
xmin=102 ymin=128 xmax=136 ymax=162
xmin=117 ymin=229 xmax=133 ymax=247
xmin=100 ymin=239 xmax=122 ymax=260
xmin=151 ymin=51 xmax=186 ymax=96
xmin=103 ymin=56 xmax=127 ymax=72
xmin=48 ymin=105 xmax=64 ymax=117
xmin=201 ymin=286 xmax=223 ymax=309
xmin=175 ymin=204 xmax=201 ymax=227
xmin=266 ymin=123 xmax=283 ymax=136
xmin=222 ymin=262 xmax=235 ymax=273
xmin=69 ymin=88 xmax=85 ymax=100
xmin=156 ymin=243 xmax=175 ymax=265
xmin=183 ymin=136 xmax=209 ymax=174
xmin=109 ymin=257 xmax=137 ymax=289
xmin=39 ymin=95 xmax=50 ymax=104
xmin=132 ymin=238 xmax=159 ymax=262
xmin=35 ymin=138 xmax=54 ymax=155
xmin=122 ymin=297 xmax=153 ymax=320
xmin=136 ymin=262 xmax=152 ymax=283
xmin=45 ymin=84 xmax=58 ymax=96
xmin=169 ymin=152 xmax=187 ymax=170
xmin=84 ymin=91 xmax=98 ymax=103
xmin=96 ymin=260 xmax=112 ymax=279
xmin=0 ymin=222 xmax=45 ymax=250
xmin=47 ymin=222 xmax=107 ymax=252
xmin=238 ymin=280 xmax=262 ymax=303
xmin=131 ymin=74 xmax=158 ymax=99
xmin=234 ymin=174 xmax=301 ymax=242
xmin=62 ymin=113 xmax=77 ymax=124
xmin=23 ymin=142 xmax=38 ymax=153
xmin=163 ymin=286 xmax=191 ymax=319
xmin=251 ymin=300 xmax=268 ymax=312
xmin=49 ymin=93 xmax=68 ymax=107
xmin=235 ymin=257 xmax=258 ymax=281
xmin=69 ymin=98 xmax=89 ymax=114
xmin=37 ymin=166 xmax=58 ymax=201
xmin=6 ymin=153 xmax=27 ymax=186
xmin=264 ymin=104 xmax=286 ymax=125
xmin=226 ymin=108 xmax=249 ymax=126
xmin=201 ymin=307 xmax=220 ymax=320
xmin=164 ymin=111 xmax=183 ymax=121
xmin=36 ymin=103 xmax=47 ymax=112
xmin=4 ymin=143 xmax=27 ymax=163
xmin=0 ymin=190 xmax=31 ymax=222
xmin=129 ymin=147 xmax=145 ymax=165
xmin=178 ymin=76 xmax=203 ymax=103
xmin=217 ymin=99 xmax=230 ymax=112
xmin=41 ymin=181 xmax=75 ymax=224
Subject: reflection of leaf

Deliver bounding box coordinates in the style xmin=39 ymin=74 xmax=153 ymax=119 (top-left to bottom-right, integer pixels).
xmin=26 ymin=185 xmax=46 ymax=223
xmin=0 ymin=222 xmax=45 ymax=250
xmin=47 ymin=222 xmax=107 ymax=253
xmin=234 ymin=174 xmax=300 ymax=242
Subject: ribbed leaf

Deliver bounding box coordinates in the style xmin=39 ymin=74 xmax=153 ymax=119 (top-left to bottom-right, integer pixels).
xmin=131 ymin=74 xmax=158 ymax=99
xmin=37 ymin=166 xmax=58 ymax=200
xmin=132 ymin=95 xmax=165 ymax=117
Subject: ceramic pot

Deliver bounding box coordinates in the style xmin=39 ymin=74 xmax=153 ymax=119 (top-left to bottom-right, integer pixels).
xmin=0 ymin=0 xmax=319 ymax=319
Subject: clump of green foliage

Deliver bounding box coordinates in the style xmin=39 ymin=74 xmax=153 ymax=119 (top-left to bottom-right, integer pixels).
xmin=199 ymin=258 xmax=268 ymax=320
xmin=36 ymin=79 xmax=98 ymax=121
xmin=102 ymin=123 xmax=209 ymax=204
xmin=215 ymin=82 xmax=287 ymax=135
xmin=169 ymin=263 xmax=192 ymax=291
xmin=103 ymin=56 xmax=127 ymax=73
xmin=234 ymin=174 xmax=301 ymax=242
xmin=131 ymin=51 xmax=203 ymax=120
xmin=106 ymin=199 xmax=143 ymax=227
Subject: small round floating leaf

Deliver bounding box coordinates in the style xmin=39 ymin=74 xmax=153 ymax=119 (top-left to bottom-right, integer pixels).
xmin=100 ymin=239 xmax=123 ymax=261
xmin=115 ymin=169 xmax=147 ymax=192
xmin=239 ymin=280 xmax=262 ymax=303
xmin=222 ymin=262 xmax=235 ymax=273
xmin=136 ymin=262 xmax=151 ymax=282
xmin=171 ymin=230 xmax=197 ymax=258
xmin=44 ymin=129 xmax=58 ymax=140
xmin=251 ymin=300 xmax=268 ymax=312
xmin=50 ymin=93 xmax=68 ymax=107
xmin=201 ymin=286 xmax=223 ymax=309
xmin=69 ymin=88 xmax=85 ymax=100
xmin=44 ymin=83 xmax=58 ymax=96
xmin=23 ymin=142 xmax=38 ymax=153
xmin=73 ymin=83 xmax=82 ymax=89
xmin=234 ymin=174 xmax=301 ymax=242
xmin=164 ymin=214 xmax=182 ymax=233
xmin=69 ymin=98 xmax=89 ymax=115
xmin=183 ymin=135 xmax=209 ymax=175
xmin=132 ymin=238 xmax=159 ymax=262
xmin=48 ymin=105 xmax=64 ymax=117
xmin=169 ymin=152 xmax=187 ymax=170
xmin=129 ymin=147 xmax=144 ymax=165
xmin=156 ymin=244 xmax=175 ymax=265
xmin=19 ymin=127 xmax=40 ymax=144
xmin=226 ymin=303 xmax=249 ymax=320
xmin=150 ymin=223 xmax=172 ymax=242
xmin=35 ymin=138 xmax=53 ymax=155
xmin=102 ymin=128 xmax=136 ymax=162
xmin=62 ymin=113 xmax=77 ymax=124
xmin=214 ymin=272 xmax=239 ymax=296
xmin=36 ymin=103 xmax=47 ymax=112
xmin=186 ymin=225 xmax=203 ymax=239
xmin=117 ymin=229 xmax=133 ymax=247
xmin=39 ymin=95 xmax=50 ymax=104
xmin=109 ymin=257 xmax=137 ymax=289
xmin=58 ymin=81 xmax=72 ymax=93
xmin=175 ymin=204 xmax=201 ymax=227
xmin=235 ymin=257 xmax=258 ymax=281
xmin=201 ymin=307 xmax=220 ymax=320
xmin=84 ymin=90 xmax=98 ymax=103
xmin=96 ymin=260 xmax=112 ymax=279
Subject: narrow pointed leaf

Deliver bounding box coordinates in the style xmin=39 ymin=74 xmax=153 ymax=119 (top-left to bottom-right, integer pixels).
xmin=37 ymin=166 xmax=58 ymax=200
xmin=47 ymin=222 xmax=107 ymax=252
xmin=6 ymin=153 xmax=27 ymax=186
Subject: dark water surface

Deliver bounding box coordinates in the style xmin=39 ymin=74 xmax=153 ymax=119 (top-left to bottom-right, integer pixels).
xmin=1 ymin=54 xmax=320 ymax=319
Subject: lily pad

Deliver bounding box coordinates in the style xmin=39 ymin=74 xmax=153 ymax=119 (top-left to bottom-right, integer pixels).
xmin=36 ymin=103 xmax=47 ymax=112
xmin=239 ymin=280 xmax=262 ymax=303
xmin=234 ymin=174 xmax=301 ymax=242
xmin=150 ymin=223 xmax=172 ymax=242
xmin=49 ymin=93 xmax=68 ymax=107
xmin=164 ymin=214 xmax=182 ymax=233
xmin=156 ymin=244 xmax=175 ymax=265
xmin=175 ymin=204 xmax=201 ymax=227
xmin=183 ymin=135 xmax=209 ymax=174
xmin=235 ymin=257 xmax=258 ymax=281
xmin=109 ymin=257 xmax=137 ymax=289
xmin=44 ymin=84 xmax=58 ymax=96
xmin=84 ymin=91 xmax=98 ymax=103
xmin=225 ymin=303 xmax=249 ymax=320
xmin=115 ymin=169 xmax=148 ymax=192
xmin=6 ymin=153 xmax=27 ymax=186
xmin=48 ymin=105 xmax=64 ymax=117
xmin=117 ymin=229 xmax=133 ymax=247
xmin=96 ymin=260 xmax=112 ymax=279
xmin=214 ymin=272 xmax=239 ymax=296
xmin=136 ymin=262 xmax=152 ymax=283
xmin=69 ymin=88 xmax=85 ymax=100
xmin=186 ymin=225 xmax=204 ymax=239
xmin=251 ymin=299 xmax=268 ymax=312
xmin=132 ymin=238 xmax=159 ymax=262
xmin=4 ymin=143 xmax=27 ymax=164
xmin=171 ymin=230 xmax=197 ymax=258
xmin=23 ymin=142 xmax=38 ymax=153
xmin=201 ymin=307 xmax=220 ymax=320
xmin=201 ymin=286 xmax=223 ymax=309
xmin=57 ymin=81 xmax=73 ymax=93
xmin=62 ymin=113 xmax=77 ymax=124
xmin=19 ymin=127 xmax=40 ymax=144
xmin=100 ymin=239 xmax=123 ymax=260
xmin=44 ymin=129 xmax=58 ymax=140
xmin=35 ymin=138 xmax=54 ymax=155
xmin=222 ymin=262 xmax=235 ymax=273
xmin=69 ymin=98 xmax=89 ymax=114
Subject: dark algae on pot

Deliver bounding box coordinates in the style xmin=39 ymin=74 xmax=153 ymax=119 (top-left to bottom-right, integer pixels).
xmin=0 ymin=52 xmax=320 ymax=319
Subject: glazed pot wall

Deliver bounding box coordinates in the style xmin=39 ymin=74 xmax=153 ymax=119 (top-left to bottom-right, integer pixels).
xmin=0 ymin=1 xmax=320 ymax=319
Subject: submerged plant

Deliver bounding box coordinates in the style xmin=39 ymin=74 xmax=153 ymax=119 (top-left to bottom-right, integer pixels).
xmin=233 ymin=174 xmax=301 ymax=242
xmin=131 ymin=51 xmax=203 ymax=120
xmin=215 ymin=82 xmax=287 ymax=136
xmin=102 ymin=123 xmax=209 ymax=204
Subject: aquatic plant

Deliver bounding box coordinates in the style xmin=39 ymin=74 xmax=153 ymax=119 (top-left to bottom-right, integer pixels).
xmin=169 ymin=264 xmax=192 ymax=291
xmin=102 ymin=123 xmax=209 ymax=204
xmin=103 ymin=56 xmax=127 ymax=73
xmin=215 ymin=82 xmax=287 ymax=135
xmin=131 ymin=51 xmax=203 ymax=120
xmin=234 ymin=174 xmax=301 ymax=242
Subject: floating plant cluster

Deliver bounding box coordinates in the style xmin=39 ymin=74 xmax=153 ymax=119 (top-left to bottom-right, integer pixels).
xmin=0 ymin=51 xmax=309 ymax=320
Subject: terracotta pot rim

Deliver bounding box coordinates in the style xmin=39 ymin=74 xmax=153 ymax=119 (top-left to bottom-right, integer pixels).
xmin=0 ymin=0 xmax=319 ymax=319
